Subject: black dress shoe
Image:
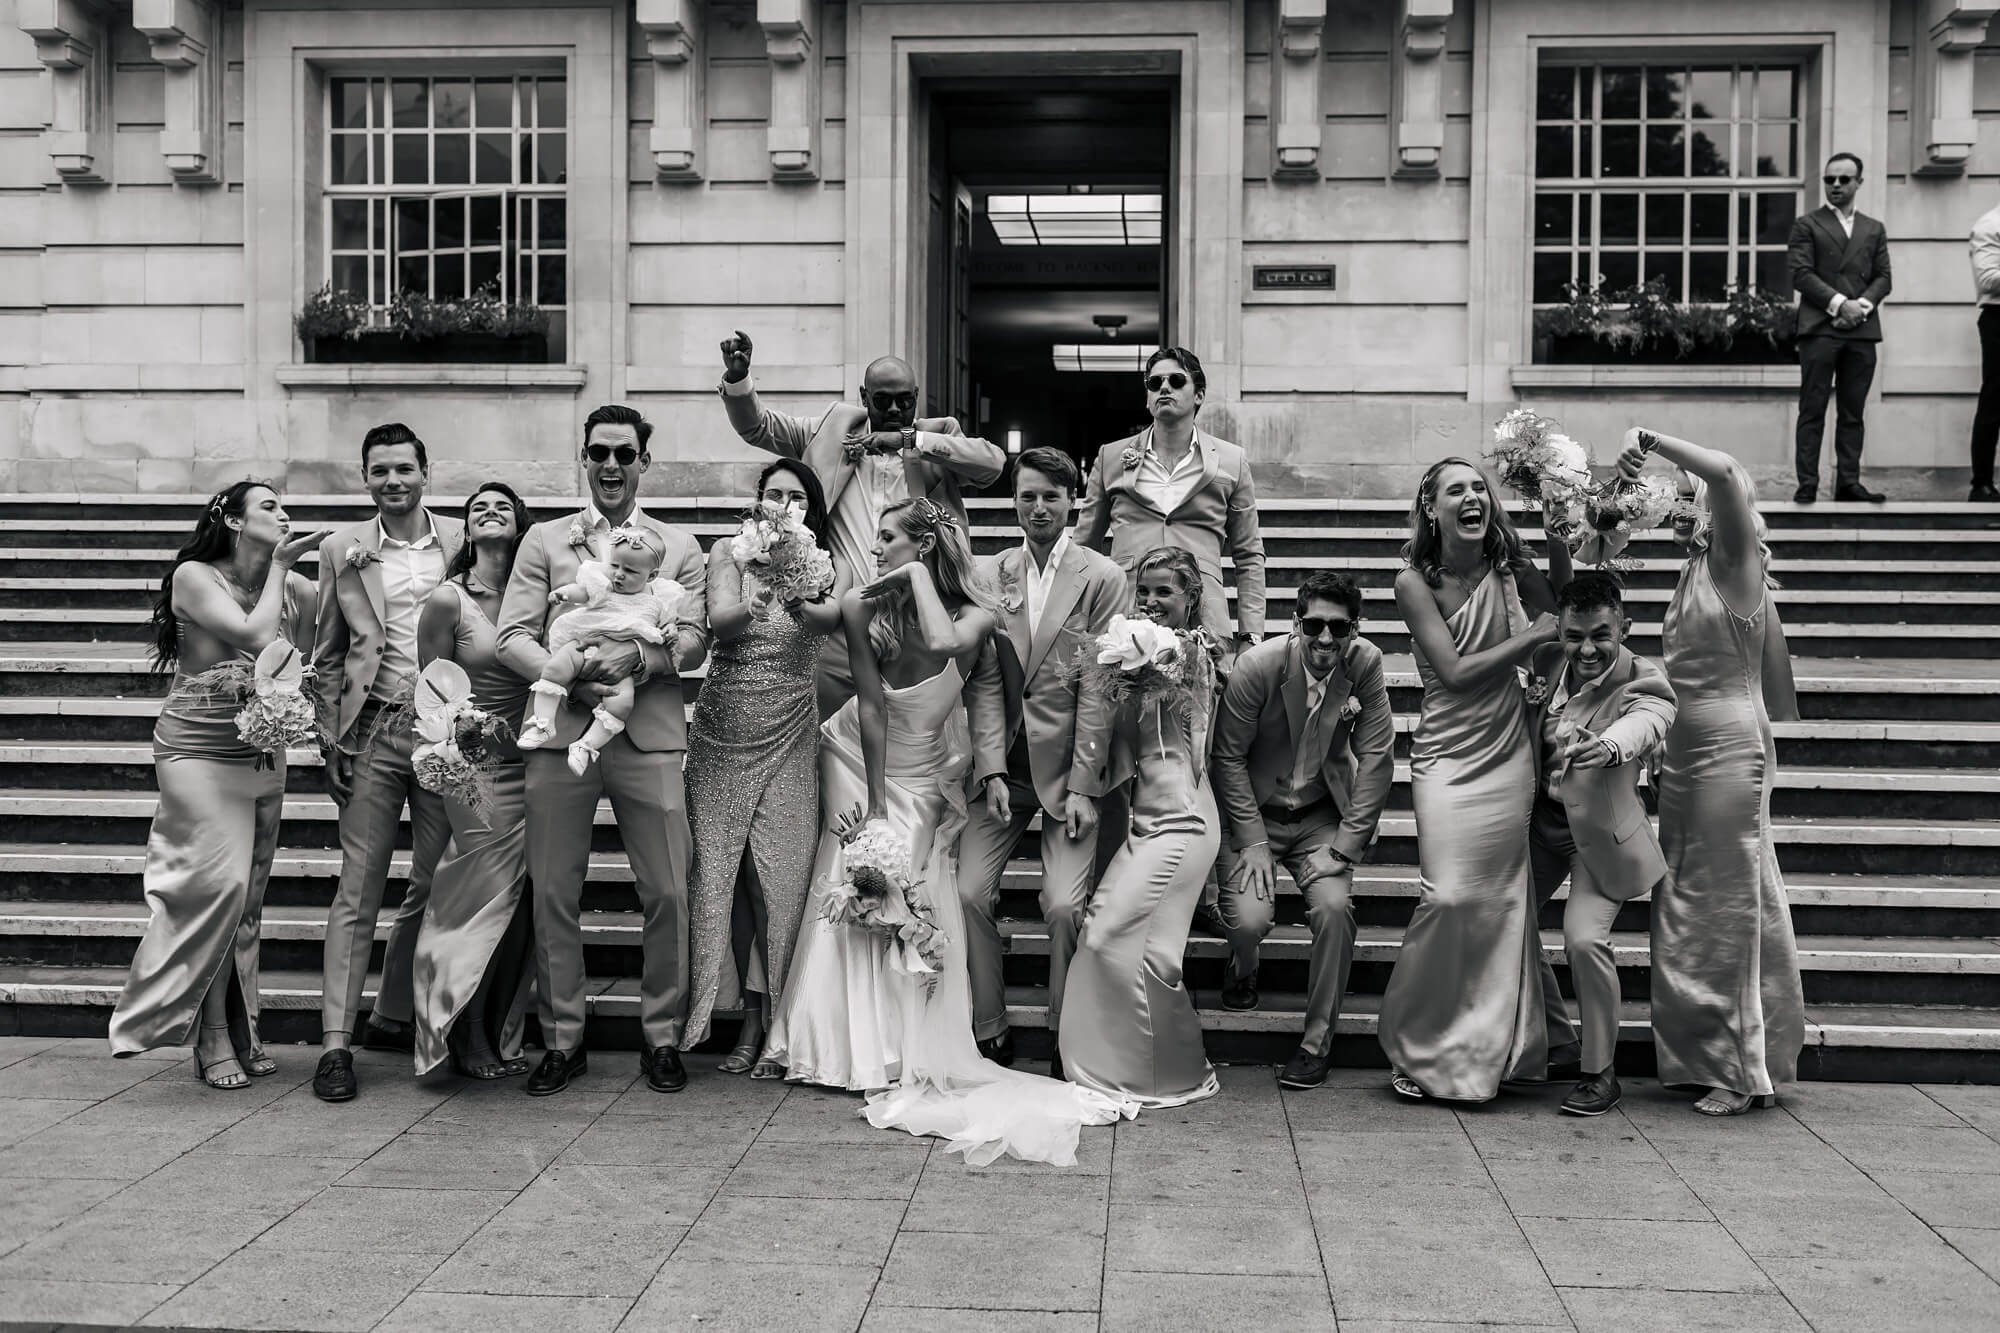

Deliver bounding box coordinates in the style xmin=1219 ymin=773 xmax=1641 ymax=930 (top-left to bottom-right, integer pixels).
xmin=641 ymin=1044 xmax=686 ymax=1093
xmin=1970 ymin=484 xmax=2000 ymax=503
xmin=312 ymin=1049 xmax=357 ymax=1103
xmin=1792 ymin=484 xmax=1817 ymax=505
xmin=361 ymin=1015 xmax=415 ymax=1054
xmin=1560 ymin=1070 xmax=1623 ymax=1117
xmin=526 ymin=1049 xmax=586 ymax=1097
xmin=1221 ymin=977 xmax=1258 ymax=1011
xmin=1277 ymin=1047 xmax=1332 ymax=1090
xmin=976 ymin=1029 xmax=1016 ymax=1067
xmin=1834 ymin=482 xmax=1886 ymax=503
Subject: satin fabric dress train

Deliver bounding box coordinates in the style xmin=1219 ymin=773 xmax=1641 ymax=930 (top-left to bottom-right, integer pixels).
xmin=765 ymin=660 xmax=1129 ymax=1165
xmin=682 ymin=576 xmax=824 ymax=1049
xmin=1378 ymin=568 xmax=1548 ymax=1100
xmin=410 ymin=583 xmax=536 ymax=1075
xmin=1059 ymin=697 xmax=1222 ymax=1109
xmin=1651 ymin=555 xmax=1804 ymax=1096
xmin=109 ymin=586 xmax=310 ymax=1056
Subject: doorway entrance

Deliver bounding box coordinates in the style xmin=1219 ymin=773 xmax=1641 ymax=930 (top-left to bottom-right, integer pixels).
xmin=922 ymin=81 xmax=1175 ymax=476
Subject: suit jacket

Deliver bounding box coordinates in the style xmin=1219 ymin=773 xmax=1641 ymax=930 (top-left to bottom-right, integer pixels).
xmin=1210 ymin=632 xmax=1395 ymax=863
xmin=1526 ymin=643 xmax=1676 ymax=901
xmin=963 ymin=540 xmax=1129 ymax=815
xmin=1789 ymin=206 xmax=1893 ymax=342
xmin=1074 ymin=430 xmax=1266 ymax=642
xmin=313 ymin=512 xmax=464 ymax=748
xmin=495 ymin=509 xmax=709 ymax=752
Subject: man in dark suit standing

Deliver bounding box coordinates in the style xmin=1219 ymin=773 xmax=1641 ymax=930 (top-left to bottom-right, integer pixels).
xmin=1788 ymin=151 xmax=1892 ymax=504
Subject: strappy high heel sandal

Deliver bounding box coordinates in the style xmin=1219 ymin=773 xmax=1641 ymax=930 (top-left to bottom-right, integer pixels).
xmin=719 ymin=1014 xmax=766 ymax=1076
xmin=1389 ymin=1072 xmax=1428 ymax=1101
xmin=748 ymin=1059 xmax=786 ymax=1080
xmin=193 ymin=1024 xmax=249 ymax=1091
xmin=1693 ymin=1090 xmax=1778 ymax=1117
xmin=239 ymin=1044 xmax=279 ymax=1078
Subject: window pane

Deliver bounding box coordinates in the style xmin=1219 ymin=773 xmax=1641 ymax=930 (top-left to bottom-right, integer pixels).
xmin=475 ymin=133 xmax=512 ymax=184
xmin=373 ymin=255 xmax=386 ymax=301
xmin=1646 ymin=68 xmax=1685 ymax=119
xmin=1578 ymin=127 xmax=1592 ymax=176
xmin=1687 ymin=68 xmax=1731 ymax=120
xmin=1690 ymin=128 xmax=1730 ymax=177
xmin=536 ymin=133 xmax=565 ymax=184
xmin=331 ymin=79 xmax=371 ymax=130
xmin=474 ymin=79 xmax=512 ymax=128
xmin=1533 ymin=251 xmax=1572 ymax=303
xmin=330 ymin=198 xmax=369 ymax=250
xmin=517 ymin=135 xmax=534 ymax=183
xmin=537 ymin=198 xmax=566 ymax=246
xmin=1755 ymin=249 xmax=1788 ymax=292
xmin=331 ymin=255 xmax=368 ymax=297
xmin=435 ymin=256 xmax=465 ymax=301
xmin=1576 ymin=193 xmax=1594 ymax=238
xmin=537 ymin=254 xmax=566 ymax=304
xmin=434 ymin=80 xmax=470 ymax=129
xmin=1600 ymin=193 xmax=1639 ymax=244
xmin=434 ymin=133 xmax=470 ymax=184
xmin=1536 ymin=66 xmax=1575 ymax=120
xmin=1534 ymin=193 xmax=1572 ymax=242
xmin=1600 ymin=67 xmax=1642 ymax=118
xmin=398 ymin=255 xmax=428 ymax=295
xmin=1535 ymin=126 xmax=1574 ymax=178
xmin=1600 ymin=250 xmax=1637 ymax=290
xmin=1689 ymin=193 xmax=1730 ymax=241
xmin=1643 ymin=251 xmax=1683 ymax=298
xmin=1689 ymin=251 xmax=1730 ymax=301
xmin=371 ymin=133 xmax=387 ymax=185
xmin=391 ymin=78 xmax=428 ymax=128
xmin=1754 ymin=123 xmax=1794 ymax=177
xmin=536 ymin=78 xmax=566 ymax=129
xmin=1645 ymin=124 xmax=1685 ymax=177
xmin=1756 ymin=192 xmax=1797 ymax=244
xmin=1644 ymin=194 xmax=1683 ymax=243
xmin=1756 ymin=68 xmax=1794 ymax=119
xmin=471 ymin=195 xmax=503 ymax=246
xmin=392 ymin=134 xmax=428 ymax=184
xmin=470 ymin=250 xmax=501 ymax=296
xmin=396 ymin=198 xmax=429 ymax=254
xmin=1600 ymin=125 xmax=1639 ymax=177
xmin=434 ymin=197 xmax=466 ymax=249
xmin=330 ymin=133 xmax=368 ymax=185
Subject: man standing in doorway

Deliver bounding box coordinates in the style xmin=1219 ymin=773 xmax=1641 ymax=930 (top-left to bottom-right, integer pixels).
xmin=311 ymin=423 xmax=460 ymax=1103
xmin=717 ymin=330 xmax=1006 ymax=718
xmin=1965 ymin=194 xmax=2000 ymax=502
xmin=1788 ymin=151 xmax=1892 ymax=504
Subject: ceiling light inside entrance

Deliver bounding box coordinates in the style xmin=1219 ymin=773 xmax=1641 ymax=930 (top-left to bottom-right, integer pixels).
xmin=1051 ymin=343 xmax=1159 ymax=373
xmin=988 ymin=193 xmax=1162 ymax=246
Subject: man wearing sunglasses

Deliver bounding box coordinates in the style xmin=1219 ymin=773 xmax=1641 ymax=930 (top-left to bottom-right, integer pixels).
xmin=1075 ymin=346 xmax=1266 ymax=659
xmin=1787 ymin=151 xmax=1892 ymax=504
xmin=497 ymin=404 xmax=709 ymax=1097
xmin=1210 ymin=570 xmax=1394 ymax=1089
xmin=717 ymin=329 xmax=1005 ymax=719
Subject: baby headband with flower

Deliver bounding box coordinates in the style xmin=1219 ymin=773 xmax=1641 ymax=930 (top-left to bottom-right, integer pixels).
xmin=607 ymin=525 xmax=664 ymax=556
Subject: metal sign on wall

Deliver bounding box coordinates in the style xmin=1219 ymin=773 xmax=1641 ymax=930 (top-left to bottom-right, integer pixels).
xmin=1252 ymin=265 xmax=1335 ymax=291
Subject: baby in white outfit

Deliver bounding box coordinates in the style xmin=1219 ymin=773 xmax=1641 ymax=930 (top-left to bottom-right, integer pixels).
xmin=518 ymin=525 xmax=683 ymax=775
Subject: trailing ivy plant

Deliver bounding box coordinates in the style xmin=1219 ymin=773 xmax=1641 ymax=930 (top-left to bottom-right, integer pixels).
xmin=293 ymin=285 xmax=376 ymax=343
xmin=1534 ymin=278 xmax=1797 ymax=358
xmin=295 ymin=282 xmax=549 ymax=344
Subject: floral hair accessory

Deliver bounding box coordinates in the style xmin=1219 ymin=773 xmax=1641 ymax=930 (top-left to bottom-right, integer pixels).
xmin=912 ymin=496 xmax=957 ymax=531
xmin=607 ymin=524 xmax=664 ymax=560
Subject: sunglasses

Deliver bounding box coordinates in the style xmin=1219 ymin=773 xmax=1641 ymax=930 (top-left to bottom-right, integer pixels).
xmin=1145 ymin=372 xmax=1191 ymax=393
xmin=1822 ymin=174 xmax=1856 ymax=186
xmin=1298 ymin=616 xmax=1355 ymax=640
xmin=584 ymin=444 xmax=641 ymax=465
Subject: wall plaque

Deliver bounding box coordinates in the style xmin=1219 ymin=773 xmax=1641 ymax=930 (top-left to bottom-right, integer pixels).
xmin=1253 ymin=265 xmax=1335 ymax=290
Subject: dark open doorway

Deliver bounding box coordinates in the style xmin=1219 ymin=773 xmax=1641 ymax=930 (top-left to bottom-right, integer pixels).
xmin=923 ymin=80 xmax=1174 ymax=480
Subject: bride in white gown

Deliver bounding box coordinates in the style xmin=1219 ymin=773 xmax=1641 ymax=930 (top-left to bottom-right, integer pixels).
xmin=763 ymin=496 xmax=1132 ymax=1165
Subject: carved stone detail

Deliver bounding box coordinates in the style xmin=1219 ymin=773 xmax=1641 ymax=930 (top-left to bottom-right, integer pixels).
xmin=132 ymin=0 xmax=226 ymax=183
xmin=1272 ymin=0 xmax=1326 ymax=179
xmin=17 ymin=0 xmax=113 ymax=183
xmin=1913 ymin=2 xmax=1998 ymax=176
xmin=1393 ymin=0 xmax=1453 ymax=178
xmin=638 ymin=0 xmax=706 ymax=180
xmin=759 ymin=0 xmax=820 ymax=179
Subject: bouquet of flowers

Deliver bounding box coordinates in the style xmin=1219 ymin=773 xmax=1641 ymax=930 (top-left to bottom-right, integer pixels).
xmin=1573 ymin=474 xmax=1695 ymax=570
xmin=1074 ymin=614 xmax=1215 ymax=714
xmin=731 ymin=502 xmax=835 ymax=607
xmin=176 ymin=640 xmax=320 ymax=763
xmin=1487 ymin=408 xmax=1596 ymax=531
xmin=820 ymin=819 xmax=948 ymax=988
xmin=385 ymin=660 xmax=515 ymax=822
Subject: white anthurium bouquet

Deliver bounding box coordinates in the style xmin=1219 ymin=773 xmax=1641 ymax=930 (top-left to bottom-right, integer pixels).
xmin=177 ymin=639 xmax=320 ymax=766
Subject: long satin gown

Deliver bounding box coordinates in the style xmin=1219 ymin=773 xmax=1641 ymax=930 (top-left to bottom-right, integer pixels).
xmin=682 ymin=575 xmax=824 ymax=1049
xmin=1651 ymin=554 xmax=1804 ymax=1096
xmin=108 ymin=583 xmax=310 ymax=1056
xmin=765 ymin=660 xmax=1128 ymax=1165
xmin=1059 ymin=697 xmax=1223 ymax=1109
xmin=410 ymin=582 xmax=536 ymax=1075
xmin=1379 ymin=568 xmax=1548 ymax=1101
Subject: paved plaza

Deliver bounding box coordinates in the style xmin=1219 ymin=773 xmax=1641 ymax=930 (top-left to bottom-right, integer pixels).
xmin=0 ymin=1038 xmax=1994 ymax=1332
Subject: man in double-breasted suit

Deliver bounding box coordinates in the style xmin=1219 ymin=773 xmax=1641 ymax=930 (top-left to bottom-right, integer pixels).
xmin=959 ymin=448 xmax=1129 ymax=1071
xmin=1788 ymin=151 xmax=1892 ymax=504
xmin=1211 ymin=570 xmax=1394 ymax=1090
xmin=1526 ymin=573 xmax=1676 ymax=1118
xmin=1075 ymin=346 xmax=1266 ymax=659
xmin=497 ymin=404 xmax=709 ymax=1098
xmin=310 ymin=423 xmax=462 ymax=1103
xmin=717 ymin=330 xmax=1005 ymax=719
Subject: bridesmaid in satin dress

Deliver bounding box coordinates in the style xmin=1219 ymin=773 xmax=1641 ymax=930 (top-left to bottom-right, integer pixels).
xmin=1380 ymin=458 xmax=1563 ymax=1102
xmin=1061 ymin=546 xmax=1224 ymax=1108
xmin=1613 ymin=428 xmax=1804 ymax=1116
xmin=109 ymin=482 xmax=321 ymax=1087
xmin=682 ymin=461 xmax=846 ymax=1078
xmin=410 ymin=482 xmax=537 ymax=1080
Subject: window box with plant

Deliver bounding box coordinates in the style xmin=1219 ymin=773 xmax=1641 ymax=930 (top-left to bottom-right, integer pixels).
xmin=1533 ymin=279 xmax=1798 ymax=366
xmin=296 ymin=283 xmax=553 ymax=364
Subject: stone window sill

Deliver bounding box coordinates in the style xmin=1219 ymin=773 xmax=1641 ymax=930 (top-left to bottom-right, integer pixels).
xmin=274 ymin=364 xmax=589 ymax=389
xmin=1510 ymin=365 xmax=1797 ymax=391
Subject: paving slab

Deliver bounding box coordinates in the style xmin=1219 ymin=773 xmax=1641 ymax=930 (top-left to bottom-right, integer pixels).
xmin=138 ymin=1243 xmax=439 ymax=1332
xmin=1674 ymin=1165 xmax=1935 ymax=1258
xmin=1519 ymin=1216 xmax=1775 ymax=1292
xmin=872 ymin=1229 xmax=1103 ymax=1311
xmin=0 ymin=1277 xmax=180 ymax=1326
xmin=1812 ymin=1120 xmax=2000 ymax=1174
xmin=625 ymin=1260 xmax=876 ymax=1333
xmin=557 ymin=1110 xmax=765 ymax=1166
xmin=1099 ymin=1271 xmax=1335 ymax=1331
xmin=1106 ymin=1201 xmax=1322 ymax=1277
xmin=256 ymin=1185 xmax=514 ymax=1255
xmin=1483 ymin=1158 xmax=1712 ymax=1221
xmin=860 ymin=1309 xmax=1096 ymax=1332
xmin=375 ymin=1291 xmax=633 ymax=1333
xmin=1763 ymin=1249 xmax=2000 ymax=1332
xmin=1559 ymin=1286 xmax=1813 ymax=1332
xmin=0 ymin=1175 xmax=129 ymax=1258
xmin=0 ymin=1125 xmax=199 ymax=1179
xmin=1780 ymin=1080 xmax=1973 ymax=1127
xmin=1317 ymin=1222 xmax=1570 ymax=1326
xmin=720 ymin=1139 xmax=930 ymax=1200
xmin=0 ymin=1095 xmax=83 ymax=1148
xmin=0 ymin=1197 xmax=281 ymax=1285
xmin=673 ymin=1194 xmax=905 ymax=1268
xmin=0 ymin=1051 xmax=172 ymax=1101
xmin=901 ymin=1162 xmax=1108 ymax=1237
xmin=1944 ymin=1226 xmax=2000 ymax=1284
xmin=1919 ymin=1083 xmax=2000 ymax=1138
xmin=1108 ymin=1138 xmax=1306 ymax=1205
xmin=0 ymin=1036 xmax=70 ymax=1068
xmin=339 ymin=1132 xmax=565 ymax=1191
xmin=1869 ymin=1167 xmax=2000 ymax=1229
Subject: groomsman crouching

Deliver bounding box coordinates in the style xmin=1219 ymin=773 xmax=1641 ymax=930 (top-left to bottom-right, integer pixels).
xmin=960 ymin=447 xmax=1129 ymax=1076
xmin=1211 ymin=571 xmax=1395 ymax=1090
xmin=1527 ymin=572 xmax=1677 ymax=1118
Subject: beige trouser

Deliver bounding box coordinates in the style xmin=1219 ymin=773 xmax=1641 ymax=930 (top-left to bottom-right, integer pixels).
xmin=1530 ymin=796 xmax=1625 ymax=1073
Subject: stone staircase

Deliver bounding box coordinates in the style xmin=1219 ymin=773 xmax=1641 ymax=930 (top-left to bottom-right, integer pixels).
xmin=1 ymin=494 xmax=1996 ymax=1082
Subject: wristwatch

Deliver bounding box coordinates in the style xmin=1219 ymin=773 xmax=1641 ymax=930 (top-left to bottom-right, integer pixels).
xmin=900 ymin=426 xmax=918 ymax=455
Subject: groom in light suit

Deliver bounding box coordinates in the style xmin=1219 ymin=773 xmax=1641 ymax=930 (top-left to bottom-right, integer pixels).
xmin=1211 ymin=570 xmax=1394 ymax=1089
xmin=1526 ymin=573 xmax=1676 ymax=1118
xmin=960 ymin=448 xmax=1129 ymax=1074
xmin=717 ymin=330 xmax=1005 ymax=718
xmin=498 ymin=404 xmax=709 ymax=1098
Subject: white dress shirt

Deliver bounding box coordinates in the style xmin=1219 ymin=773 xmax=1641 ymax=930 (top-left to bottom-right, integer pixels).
xmin=1272 ymin=666 xmax=1331 ymax=811
xmin=371 ymin=512 xmax=445 ymax=701
xmin=1825 ymin=206 xmax=1864 ymax=319
xmin=1021 ymin=533 xmax=1071 ymax=637
xmin=1132 ymin=429 xmax=1206 ymax=515
xmin=1971 ymin=202 xmax=2000 ymax=306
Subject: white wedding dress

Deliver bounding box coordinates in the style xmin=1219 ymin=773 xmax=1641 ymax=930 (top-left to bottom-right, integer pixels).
xmin=763 ymin=658 xmax=1134 ymax=1165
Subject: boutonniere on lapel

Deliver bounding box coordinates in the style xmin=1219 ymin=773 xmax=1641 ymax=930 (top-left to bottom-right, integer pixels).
xmin=1121 ymin=442 xmax=1146 ymax=472
xmin=1339 ymin=695 xmax=1362 ymax=722
xmin=996 ymin=561 xmax=1024 ymax=615
xmin=567 ymin=518 xmax=590 ymax=550
xmin=1524 ymin=674 xmax=1550 ymax=707
xmin=343 ymin=543 xmax=379 ymax=572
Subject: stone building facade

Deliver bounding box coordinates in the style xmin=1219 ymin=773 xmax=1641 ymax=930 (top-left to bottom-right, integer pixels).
xmin=1 ymin=0 xmax=1997 ymax=498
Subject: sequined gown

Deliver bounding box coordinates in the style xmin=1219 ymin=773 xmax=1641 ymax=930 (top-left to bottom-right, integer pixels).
xmin=1378 ymin=568 xmax=1547 ymax=1101
xmin=410 ymin=582 xmax=535 ymax=1075
xmin=1652 ymin=555 xmax=1804 ymax=1096
xmin=1060 ymin=694 xmax=1223 ymax=1109
xmin=108 ymin=579 xmax=310 ymax=1056
xmin=766 ymin=661 xmax=1128 ymax=1165
xmin=682 ymin=575 xmax=826 ymax=1049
